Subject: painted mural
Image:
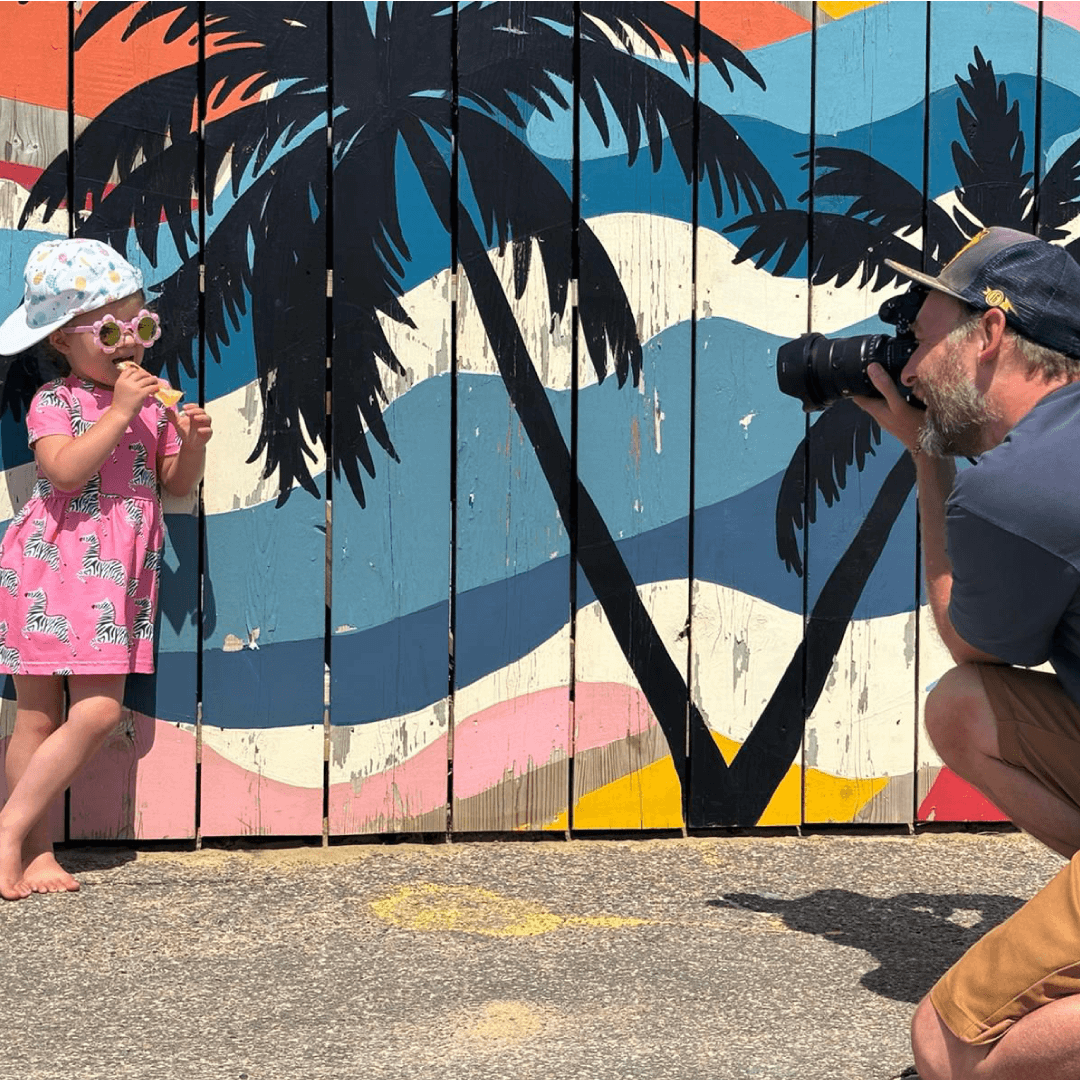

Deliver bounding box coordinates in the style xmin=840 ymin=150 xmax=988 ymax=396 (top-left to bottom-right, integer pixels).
xmin=1 ymin=1 xmax=1075 ymax=839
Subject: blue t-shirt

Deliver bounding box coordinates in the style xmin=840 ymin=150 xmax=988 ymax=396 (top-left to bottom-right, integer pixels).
xmin=947 ymin=379 xmax=1080 ymax=706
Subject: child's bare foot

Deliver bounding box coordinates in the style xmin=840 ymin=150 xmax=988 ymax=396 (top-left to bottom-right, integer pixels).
xmin=0 ymin=830 xmax=31 ymax=900
xmin=22 ymin=850 xmax=79 ymax=894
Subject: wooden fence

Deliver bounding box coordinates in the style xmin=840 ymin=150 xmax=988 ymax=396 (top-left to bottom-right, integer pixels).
xmin=3 ymin=0 xmax=1069 ymax=839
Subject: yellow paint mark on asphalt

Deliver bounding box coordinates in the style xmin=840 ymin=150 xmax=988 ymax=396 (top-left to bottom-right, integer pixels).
xmin=453 ymin=1001 xmax=551 ymax=1045
xmin=370 ymin=882 xmax=649 ymax=937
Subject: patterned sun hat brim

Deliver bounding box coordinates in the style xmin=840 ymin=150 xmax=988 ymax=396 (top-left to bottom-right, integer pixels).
xmin=0 ymin=238 xmax=144 ymax=356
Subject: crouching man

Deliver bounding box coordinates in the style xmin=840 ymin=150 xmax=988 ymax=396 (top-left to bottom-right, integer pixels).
xmin=856 ymin=227 xmax=1080 ymax=1080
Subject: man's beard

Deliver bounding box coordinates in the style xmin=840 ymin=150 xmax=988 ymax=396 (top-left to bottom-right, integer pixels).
xmin=916 ymin=348 xmax=999 ymax=458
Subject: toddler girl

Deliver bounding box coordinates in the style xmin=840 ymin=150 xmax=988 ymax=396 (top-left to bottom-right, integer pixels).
xmin=0 ymin=238 xmax=212 ymax=900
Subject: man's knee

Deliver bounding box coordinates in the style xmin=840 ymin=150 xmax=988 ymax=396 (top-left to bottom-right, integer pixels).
xmin=911 ymin=994 xmax=989 ymax=1080
xmin=924 ymin=664 xmax=997 ymax=765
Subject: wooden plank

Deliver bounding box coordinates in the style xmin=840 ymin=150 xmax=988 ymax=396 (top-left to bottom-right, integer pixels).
xmin=198 ymin=5 xmax=328 ymax=837
xmin=65 ymin=2 xmax=203 ymax=842
xmin=802 ymin=1 xmax=924 ymax=826
xmin=690 ymin=1 xmax=810 ymax=827
xmin=451 ymin=3 xmax=573 ymax=832
xmin=0 ymin=0 xmax=69 ymax=848
xmin=916 ymin=0 xmax=1037 ymax=823
xmin=571 ymin=6 xmax=696 ymax=831
xmin=328 ymin=2 xmax=452 ymax=835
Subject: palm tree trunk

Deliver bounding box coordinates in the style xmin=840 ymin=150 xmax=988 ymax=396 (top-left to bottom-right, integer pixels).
xmin=692 ymin=452 xmax=916 ymax=824
xmin=457 ymin=210 xmax=731 ymax=808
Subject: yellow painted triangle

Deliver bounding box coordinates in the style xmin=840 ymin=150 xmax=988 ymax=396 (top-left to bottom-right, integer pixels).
xmin=818 ymin=1 xmax=883 ymax=18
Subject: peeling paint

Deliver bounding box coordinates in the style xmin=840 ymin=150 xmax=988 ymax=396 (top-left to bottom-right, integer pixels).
xmin=732 ymin=636 xmax=750 ymax=686
xmin=330 ymin=725 xmax=351 ymax=770
xmin=222 ymin=628 xmax=261 ymax=652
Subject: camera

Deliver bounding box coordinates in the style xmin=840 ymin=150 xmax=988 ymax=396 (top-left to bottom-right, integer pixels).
xmin=776 ymin=286 xmax=927 ymax=412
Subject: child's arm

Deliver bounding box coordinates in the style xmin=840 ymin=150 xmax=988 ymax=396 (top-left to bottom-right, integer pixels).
xmin=159 ymin=403 xmax=213 ymax=497
xmin=34 ymin=366 xmax=165 ymax=490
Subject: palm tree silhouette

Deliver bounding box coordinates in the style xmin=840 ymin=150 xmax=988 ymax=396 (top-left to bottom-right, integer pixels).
xmin=718 ymin=47 xmax=1080 ymax=819
xmin=24 ymin=2 xmax=790 ymax=820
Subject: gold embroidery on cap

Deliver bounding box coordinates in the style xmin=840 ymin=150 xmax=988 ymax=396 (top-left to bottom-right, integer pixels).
xmin=983 ymin=287 xmax=1014 ymax=312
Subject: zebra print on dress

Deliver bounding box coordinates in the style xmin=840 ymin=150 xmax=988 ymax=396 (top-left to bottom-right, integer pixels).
xmin=23 ymin=587 xmax=76 ymax=650
xmin=90 ymin=598 xmax=130 ymax=650
xmin=0 ymin=567 xmax=18 ymax=596
xmin=128 ymin=442 xmax=156 ymax=491
xmin=76 ymin=533 xmax=128 ymax=590
xmin=68 ymin=474 xmax=102 ymax=518
xmin=133 ymin=597 xmax=154 ymax=640
xmin=24 ymin=518 xmax=61 ymax=572
xmin=0 ymin=621 xmax=22 ymax=672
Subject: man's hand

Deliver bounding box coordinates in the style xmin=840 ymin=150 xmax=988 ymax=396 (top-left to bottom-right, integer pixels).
xmin=853 ymin=362 xmax=924 ymax=454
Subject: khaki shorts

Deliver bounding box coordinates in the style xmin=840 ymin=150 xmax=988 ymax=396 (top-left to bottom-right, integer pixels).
xmin=930 ymin=663 xmax=1080 ymax=1044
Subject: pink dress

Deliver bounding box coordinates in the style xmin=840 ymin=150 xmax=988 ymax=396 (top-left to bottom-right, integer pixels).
xmin=0 ymin=374 xmax=181 ymax=675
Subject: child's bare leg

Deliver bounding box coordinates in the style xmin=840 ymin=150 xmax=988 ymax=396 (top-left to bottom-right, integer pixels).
xmin=3 ymin=675 xmax=73 ymax=892
xmin=0 ymin=674 xmax=124 ymax=900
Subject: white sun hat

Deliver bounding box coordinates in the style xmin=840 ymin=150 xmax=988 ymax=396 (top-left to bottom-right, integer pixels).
xmin=0 ymin=237 xmax=144 ymax=356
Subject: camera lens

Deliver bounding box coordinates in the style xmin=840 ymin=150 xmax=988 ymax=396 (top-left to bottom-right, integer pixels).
xmin=775 ymin=285 xmax=926 ymax=412
xmin=776 ymin=333 xmax=917 ymax=412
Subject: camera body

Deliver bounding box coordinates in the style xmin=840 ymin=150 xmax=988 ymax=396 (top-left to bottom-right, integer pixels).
xmin=776 ymin=286 xmax=928 ymax=412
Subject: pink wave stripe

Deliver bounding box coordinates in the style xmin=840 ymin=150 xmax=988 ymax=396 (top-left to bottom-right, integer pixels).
xmin=574 ymin=682 xmax=654 ymax=752
xmin=328 ymin=682 xmax=650 ymax=831
xmin=200 ymin=741 xmax=323 ymax=837
xmin=1020 ymin=1 xmax=1080 ymax=32
xmin=329 ymin=732 xmax=449 ymax=833
xmin=69 ymin=716 xmax=196 ymax=840
xmin=452 ymin=686 xmax=571 ymax=799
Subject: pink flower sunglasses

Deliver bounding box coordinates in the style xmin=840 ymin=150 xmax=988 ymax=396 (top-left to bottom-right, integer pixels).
xmin=62 ymin=310 xmax=161 ymax=354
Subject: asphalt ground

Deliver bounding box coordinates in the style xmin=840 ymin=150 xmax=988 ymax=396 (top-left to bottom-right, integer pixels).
xmin=0 ymin=829 xmax=1062 ymax=1080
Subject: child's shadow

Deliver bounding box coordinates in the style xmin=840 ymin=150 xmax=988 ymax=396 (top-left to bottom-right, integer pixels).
xmin=715 ymin=889 xmax=1030 ymax=1002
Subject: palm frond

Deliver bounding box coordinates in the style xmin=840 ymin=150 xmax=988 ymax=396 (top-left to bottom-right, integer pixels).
xmin=803 ymin=148 xmax=965 ymax=266
xmin=77 ymin=1 xmax=325 ymax=53
xmin=726 ymin=210 xmax=923 ymax=291
xmin=951 ymin=47 xmax=1031 ymax=233
xmin=577 ymin=36 xmax=781 ymax=216
xmin=776 ymin=401 xmax=881 ymax=576
xmin=243 ymin=158 xmax=329 ymax=504
xmin=580 ymin=2 xmax=766 ymax=90
xmin=1038 ymin=136 xmax=1080 ymax=240
xmin=457 ymin=107 xmax=639 ymax=385
xmin=455 ymin=3 xmax=574 ymax=128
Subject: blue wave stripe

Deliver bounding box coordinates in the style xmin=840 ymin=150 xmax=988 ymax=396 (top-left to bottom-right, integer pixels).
xmin=212 ymin=456 xmax=916 ymax=731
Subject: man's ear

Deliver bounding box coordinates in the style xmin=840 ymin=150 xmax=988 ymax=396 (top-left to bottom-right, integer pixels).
xmin=976 ymin=307 xmax=1008 ymax=363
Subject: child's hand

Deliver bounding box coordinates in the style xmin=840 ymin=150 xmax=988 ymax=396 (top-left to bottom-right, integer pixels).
xmin=175 ymin=403 xmax=213 ymax=448
xmin=112 ymin=363 xmax=163 ymax=419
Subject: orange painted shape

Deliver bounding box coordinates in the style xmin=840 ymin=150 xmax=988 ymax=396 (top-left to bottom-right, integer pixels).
xmin=680 ymin=2 xmax=811 ymax=52
xmin=0 ymin=5 xmax=67 ymax=111
xmin=70 ymin=2 xmax=255 ymax=123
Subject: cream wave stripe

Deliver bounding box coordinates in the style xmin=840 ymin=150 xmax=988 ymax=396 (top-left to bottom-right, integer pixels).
xmin=278 ymin=583 xmax=942 ymax=798
xmin=0 ymin=217 xmax=903 ymax=515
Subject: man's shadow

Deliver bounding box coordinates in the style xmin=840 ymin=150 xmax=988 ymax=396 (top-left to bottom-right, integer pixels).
xmin=715 ymin=889 xmax=1030 ymax=1002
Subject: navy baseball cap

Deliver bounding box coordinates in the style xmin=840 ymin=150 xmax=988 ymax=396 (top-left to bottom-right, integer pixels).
xmin=886 ymin=227 xmax=1080 ymax=359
